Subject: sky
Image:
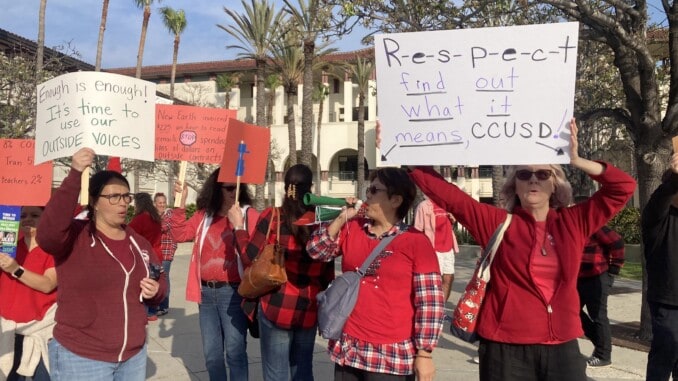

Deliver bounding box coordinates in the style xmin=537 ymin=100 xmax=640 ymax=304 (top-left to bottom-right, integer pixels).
xmin=0 ymin=0 xmax=370 ymax=69
xmin=0 ymin=1 xmax=668 ymax=70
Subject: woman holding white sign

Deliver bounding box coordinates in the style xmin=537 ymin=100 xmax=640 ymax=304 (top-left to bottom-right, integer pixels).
xmin=36 ymin=148 xmax=167 ymax=381
xmin=407 ymin=118 xmax=636 ymax=381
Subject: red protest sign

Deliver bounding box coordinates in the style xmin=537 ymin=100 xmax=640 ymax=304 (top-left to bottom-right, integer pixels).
xmin=217 ymin=119 xmax=270 ymax=184
xmin=155 ymin=104 xmax=237 ymax=164
xmin=0 ymin=139 xmax=53 ymax=206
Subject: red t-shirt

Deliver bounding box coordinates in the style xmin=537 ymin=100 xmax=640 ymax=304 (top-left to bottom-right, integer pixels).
xmin=128 ymin=211 xmax=162 ymax=261
xmin=0 ymin=240 xmax=56 ymax=322
xmin=433 ymin=204 xmax=454 ymax=252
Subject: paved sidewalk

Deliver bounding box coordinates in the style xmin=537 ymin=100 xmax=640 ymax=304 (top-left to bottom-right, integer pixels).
xmin=145 ymin=244 xmax=647 ymax=380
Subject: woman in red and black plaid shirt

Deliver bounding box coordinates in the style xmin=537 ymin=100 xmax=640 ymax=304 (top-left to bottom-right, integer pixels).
xmin=231 ymin=164 xmax=335 ymax=381
xmin=306 ymin=167 xmax=445 ymax=381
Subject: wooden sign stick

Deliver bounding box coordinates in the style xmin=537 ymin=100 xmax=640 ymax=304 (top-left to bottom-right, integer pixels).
xmin=80 ymin=167 xmax=90 ymax=206
xmin=173 ymin=161 xmax=188 ymax=208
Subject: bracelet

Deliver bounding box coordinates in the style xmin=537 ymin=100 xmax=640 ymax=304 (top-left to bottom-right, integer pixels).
xmin=416 ymin=354 xmax=433 ymax=359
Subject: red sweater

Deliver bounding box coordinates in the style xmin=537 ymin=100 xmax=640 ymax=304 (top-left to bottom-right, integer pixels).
xmin=0 ymin=240 xmax=56 ymax=323
xmin=37 ymin=169 xmax=167 ymax=362
xmin=128 ymin=211 xmax=162 ymax=261
xmin=410 ymin=163 xmax=636 ymax=344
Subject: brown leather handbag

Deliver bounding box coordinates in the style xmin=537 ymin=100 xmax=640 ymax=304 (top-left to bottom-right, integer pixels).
xmin=237 ymin=208 xmax=287 ymax=298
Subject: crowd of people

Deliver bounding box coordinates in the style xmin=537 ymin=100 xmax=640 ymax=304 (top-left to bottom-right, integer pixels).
xmin=12 ymin=115 xmax=678 ymax=381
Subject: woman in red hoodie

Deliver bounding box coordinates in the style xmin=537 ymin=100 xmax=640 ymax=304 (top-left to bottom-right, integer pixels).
xmin=37 ymin=148 xmax=166 ymax=381
xmin=408 ymin=119 xmax=636 ymax=381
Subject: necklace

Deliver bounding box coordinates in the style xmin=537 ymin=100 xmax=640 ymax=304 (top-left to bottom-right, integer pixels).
xmin=541 ymin=233 xmax=554 ymax=256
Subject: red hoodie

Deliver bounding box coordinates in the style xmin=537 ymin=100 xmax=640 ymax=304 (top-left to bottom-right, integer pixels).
xmin=410 ymin=163 xmax=635 ymax=344
xmin=37 ymin=168 xmax=167 ymax=362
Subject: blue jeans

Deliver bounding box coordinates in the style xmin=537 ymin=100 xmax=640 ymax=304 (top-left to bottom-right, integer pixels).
xmin=48 ymin=338 xmax=146 ymax=381
xmin=258 ymin=304 xmax=316 ymax=381
xmin=159 ymin=260 xmax=172 ymax=311
xmin=199 ymin=284 xmax=249 ymax=381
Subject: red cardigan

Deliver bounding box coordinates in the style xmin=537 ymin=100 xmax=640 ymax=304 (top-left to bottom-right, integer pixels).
xmin=128 ymin=211 xmax=162 ymax=261
xmin=410 ymin=163 xmax=636 ymax=344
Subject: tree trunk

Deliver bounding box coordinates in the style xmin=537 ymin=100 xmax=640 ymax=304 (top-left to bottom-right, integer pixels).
xmin=286 ymin=90 xmax=297 ymax=167
xmin=170 ymin=35 xmax=179 ymax=100
xmin=316 ymin=99 xmax=324 ymax=195
xmin=135 ymin=6 xmax=151 ymax=79
xmin=36 ymin=0 xmax=47 ymax=75
xmin=254 ymin=59 xmax=267 ymax=209
xmin=356 ymin=93 xmax=366 ymax=198
xmin=300 ymin=40 xmax=315 ymax=166
xmin=95 ymin=0 xmax=109 ymax=72
xmin=492 ymin=166 xmax=504 ymax=206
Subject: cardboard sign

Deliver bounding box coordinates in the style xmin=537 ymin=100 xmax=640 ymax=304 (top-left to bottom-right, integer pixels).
xmin=375 ymin=22 xmax=579 ymax=165
xmin=217 ymin=119 xmax=270 ymax=184
xmin=35 ymin=72 xmax=156 ymax=164
xmin=0 ymin=205 xmax=21 ymax=258
xmin=0 ymin=139 xmax=53 ymax=206
xmin=155 ymin=104 xmax=237 ymax=163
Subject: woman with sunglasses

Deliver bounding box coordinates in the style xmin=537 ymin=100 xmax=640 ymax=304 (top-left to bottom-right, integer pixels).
xmin=407 ymin=118 xmax=635 ymax=381
xmin=36 ymin=148 xmax=166 ymax=381
xmin=229 ymin=164 xmax=335 ymax=381
xmin=306 ymin=167 xmax=445 ymax=381
xmin=171 ymin=167 xmax=258 ymax=381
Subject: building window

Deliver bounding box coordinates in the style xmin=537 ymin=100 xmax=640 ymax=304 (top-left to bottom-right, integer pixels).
xmin=338 ymin=155 xmax=357 ymax=180
xmin=333 ymin=78 xmax=340 ymax=94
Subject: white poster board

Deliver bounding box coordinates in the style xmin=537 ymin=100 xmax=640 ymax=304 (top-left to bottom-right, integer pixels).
xmin=375 ymin=22 xmax=579 ymax=166
xmin=35 ymin=72 xmax=156 ymax=164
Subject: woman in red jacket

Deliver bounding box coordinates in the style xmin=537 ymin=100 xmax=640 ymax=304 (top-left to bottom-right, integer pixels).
xmin=408 ymin=119 xmax=636 ymax=381
xmin=0 ymin=206 xmax=56 ymax=381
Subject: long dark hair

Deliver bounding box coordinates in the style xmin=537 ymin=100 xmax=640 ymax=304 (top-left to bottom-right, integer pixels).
xmin=134 ymin=192 xmax=161 ymax=223
xmin=281 ymin=164 xmax=314 ymax=244
xmin=196 ymin=167 xmax=253 ymax=216
xmin=86 ymin=170 xmax=130 ymax=233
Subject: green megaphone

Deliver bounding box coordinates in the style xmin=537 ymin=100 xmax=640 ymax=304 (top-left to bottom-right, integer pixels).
xmin=303 ymin=193 xmax=347 ymax=206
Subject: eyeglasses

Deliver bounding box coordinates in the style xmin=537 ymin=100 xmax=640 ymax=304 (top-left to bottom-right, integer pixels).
xmin=515 ymin=169 xmax=553 ymax=181
xmin=100 ymin=193 xmax=134 ymax=204
xmin=222 ymin=185 xmax=237 ymax=192
xmin=366 ymin=185 xmax=387 ymax=196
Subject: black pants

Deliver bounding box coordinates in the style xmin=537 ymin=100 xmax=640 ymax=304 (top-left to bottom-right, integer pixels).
xmin=577 ymin=271 xmax=614 ymax=361
xmin=334 ymin=364 xmax=415 ymax=381
xmin=8 ymin=334 xmax=51 ymax=381
xmin=478 ymin=339 xmax=586 ymax=381
xmin=647 ymin=302 xmax=678 ymax=381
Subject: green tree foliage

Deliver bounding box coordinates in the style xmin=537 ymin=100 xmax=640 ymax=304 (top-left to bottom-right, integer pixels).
xmin=608 ymin=207 xmax=641 ymax=245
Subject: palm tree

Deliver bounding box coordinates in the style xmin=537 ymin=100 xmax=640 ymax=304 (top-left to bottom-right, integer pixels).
xmin=36 ymin=0 xmax=47 ymax=74
xmin=95 ymin=0 xmax=110 ymax=71
xmin=219 ymin=0 xmax=284 ymax=209
xmin=134 ymin=0 xmax=161 ymax=79
xmin=265 ymin=74 xmax=281 ymax=126
xmin=219 ymin=0 xmax=284 ymax=127
xmin=351 ymin=57 xmax=373 ymax=197
xmin=159 ymin=6 xmax=187 ymax=100
xmin=283 ymin=0 xmax=332 ymax=167
xmin=215 ymin=73 xmax=241 ymax=109
xmin=312 ymin=82 xmax=329 ymax=195
xmin=270 ymin=32 xmax=303 ymax=167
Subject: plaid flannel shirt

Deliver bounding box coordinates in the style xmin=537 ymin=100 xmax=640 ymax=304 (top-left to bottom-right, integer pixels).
xmin=234 ymin=207 xmax=334 ymax=330
xmin=307 ymin=221 xmax=444 ymax=375
xmin=159 ymin=209 xmax=178 ymax=262
xmin=578 ymin=225 xmax=625 ymax=277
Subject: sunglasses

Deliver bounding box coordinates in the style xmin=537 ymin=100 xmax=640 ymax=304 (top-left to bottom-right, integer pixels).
xmin=222 ymin=185 xmax=237 ymax=192
xmin=366 ymin=185 xmax=387 ymax=196
xmin=515 ymin=169 xmax=553 ymax=181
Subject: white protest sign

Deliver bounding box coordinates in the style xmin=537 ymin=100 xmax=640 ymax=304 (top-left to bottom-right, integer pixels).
xmin=375 ymin=22 xmax=579 ymax=165
xmin=35 ymin=72 xmax=156 ymax=164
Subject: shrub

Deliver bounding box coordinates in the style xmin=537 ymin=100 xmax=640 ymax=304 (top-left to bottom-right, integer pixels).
xmin=185 ymin=203 xmax=197 ymax=220
xmin=608 ymin=207 xmax=641 ymax=244
xmin=454 ymin=225 xmax=477 ymax=245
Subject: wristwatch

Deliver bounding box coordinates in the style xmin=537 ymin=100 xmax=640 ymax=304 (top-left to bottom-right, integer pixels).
xmin=12 ymin=266 xmax=25 ymax=279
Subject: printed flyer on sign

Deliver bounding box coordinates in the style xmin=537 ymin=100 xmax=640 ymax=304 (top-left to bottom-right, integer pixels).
xmin=0 ymin=205 xmax=21 ymax=257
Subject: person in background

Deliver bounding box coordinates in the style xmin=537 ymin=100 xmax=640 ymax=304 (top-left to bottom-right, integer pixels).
xmin=575 ymin=194 xmax=625 ymax=368
xmin=129 ymin=192 xmax=163 ymax=321
xmin=0 ymin=206 xmax=57 ymax=381
xmin=153 ymin=192 xmax=178 ymax=317
xmin=172 ymin=168 xmax=258 ymax=381
xmin=408 ymin=118 xmax=635 ymax=381
xmin=307 ymin=167 xmax=445 ymax=381
xmin=414 ymin=196 xmax=459 ymax=306
xmin=642 ymin=152 xmax=678 ymax=381
xmin=36 ymin=148 xmax=166 ymax=381
xmin=230 ymin=164 xmax=334 ymax=381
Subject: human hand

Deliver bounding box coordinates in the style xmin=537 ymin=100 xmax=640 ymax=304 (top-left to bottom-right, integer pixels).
xmin=227 ymin=203 xmax=245 ymax=230
xmin=174 ymin=181 xmax=189 ymax=206
xmin=568 ymin=118 xmax=580 ymax=165
xmin=414 ymin=355 xmax=436 ymax=381
xmin=0 ymin=253 xmax=19 ymax=274
xmin=375 ymin=120 xmax=381 ymax=149
xmin=140 ymin=277 xmax=160 ymax=299
xmin=71 ymin=148 xmax=95 ymax=172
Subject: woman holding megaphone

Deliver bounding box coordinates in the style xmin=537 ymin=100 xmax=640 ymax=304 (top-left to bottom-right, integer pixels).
xmin=229 ymin=164 xmax=334 ymax=381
